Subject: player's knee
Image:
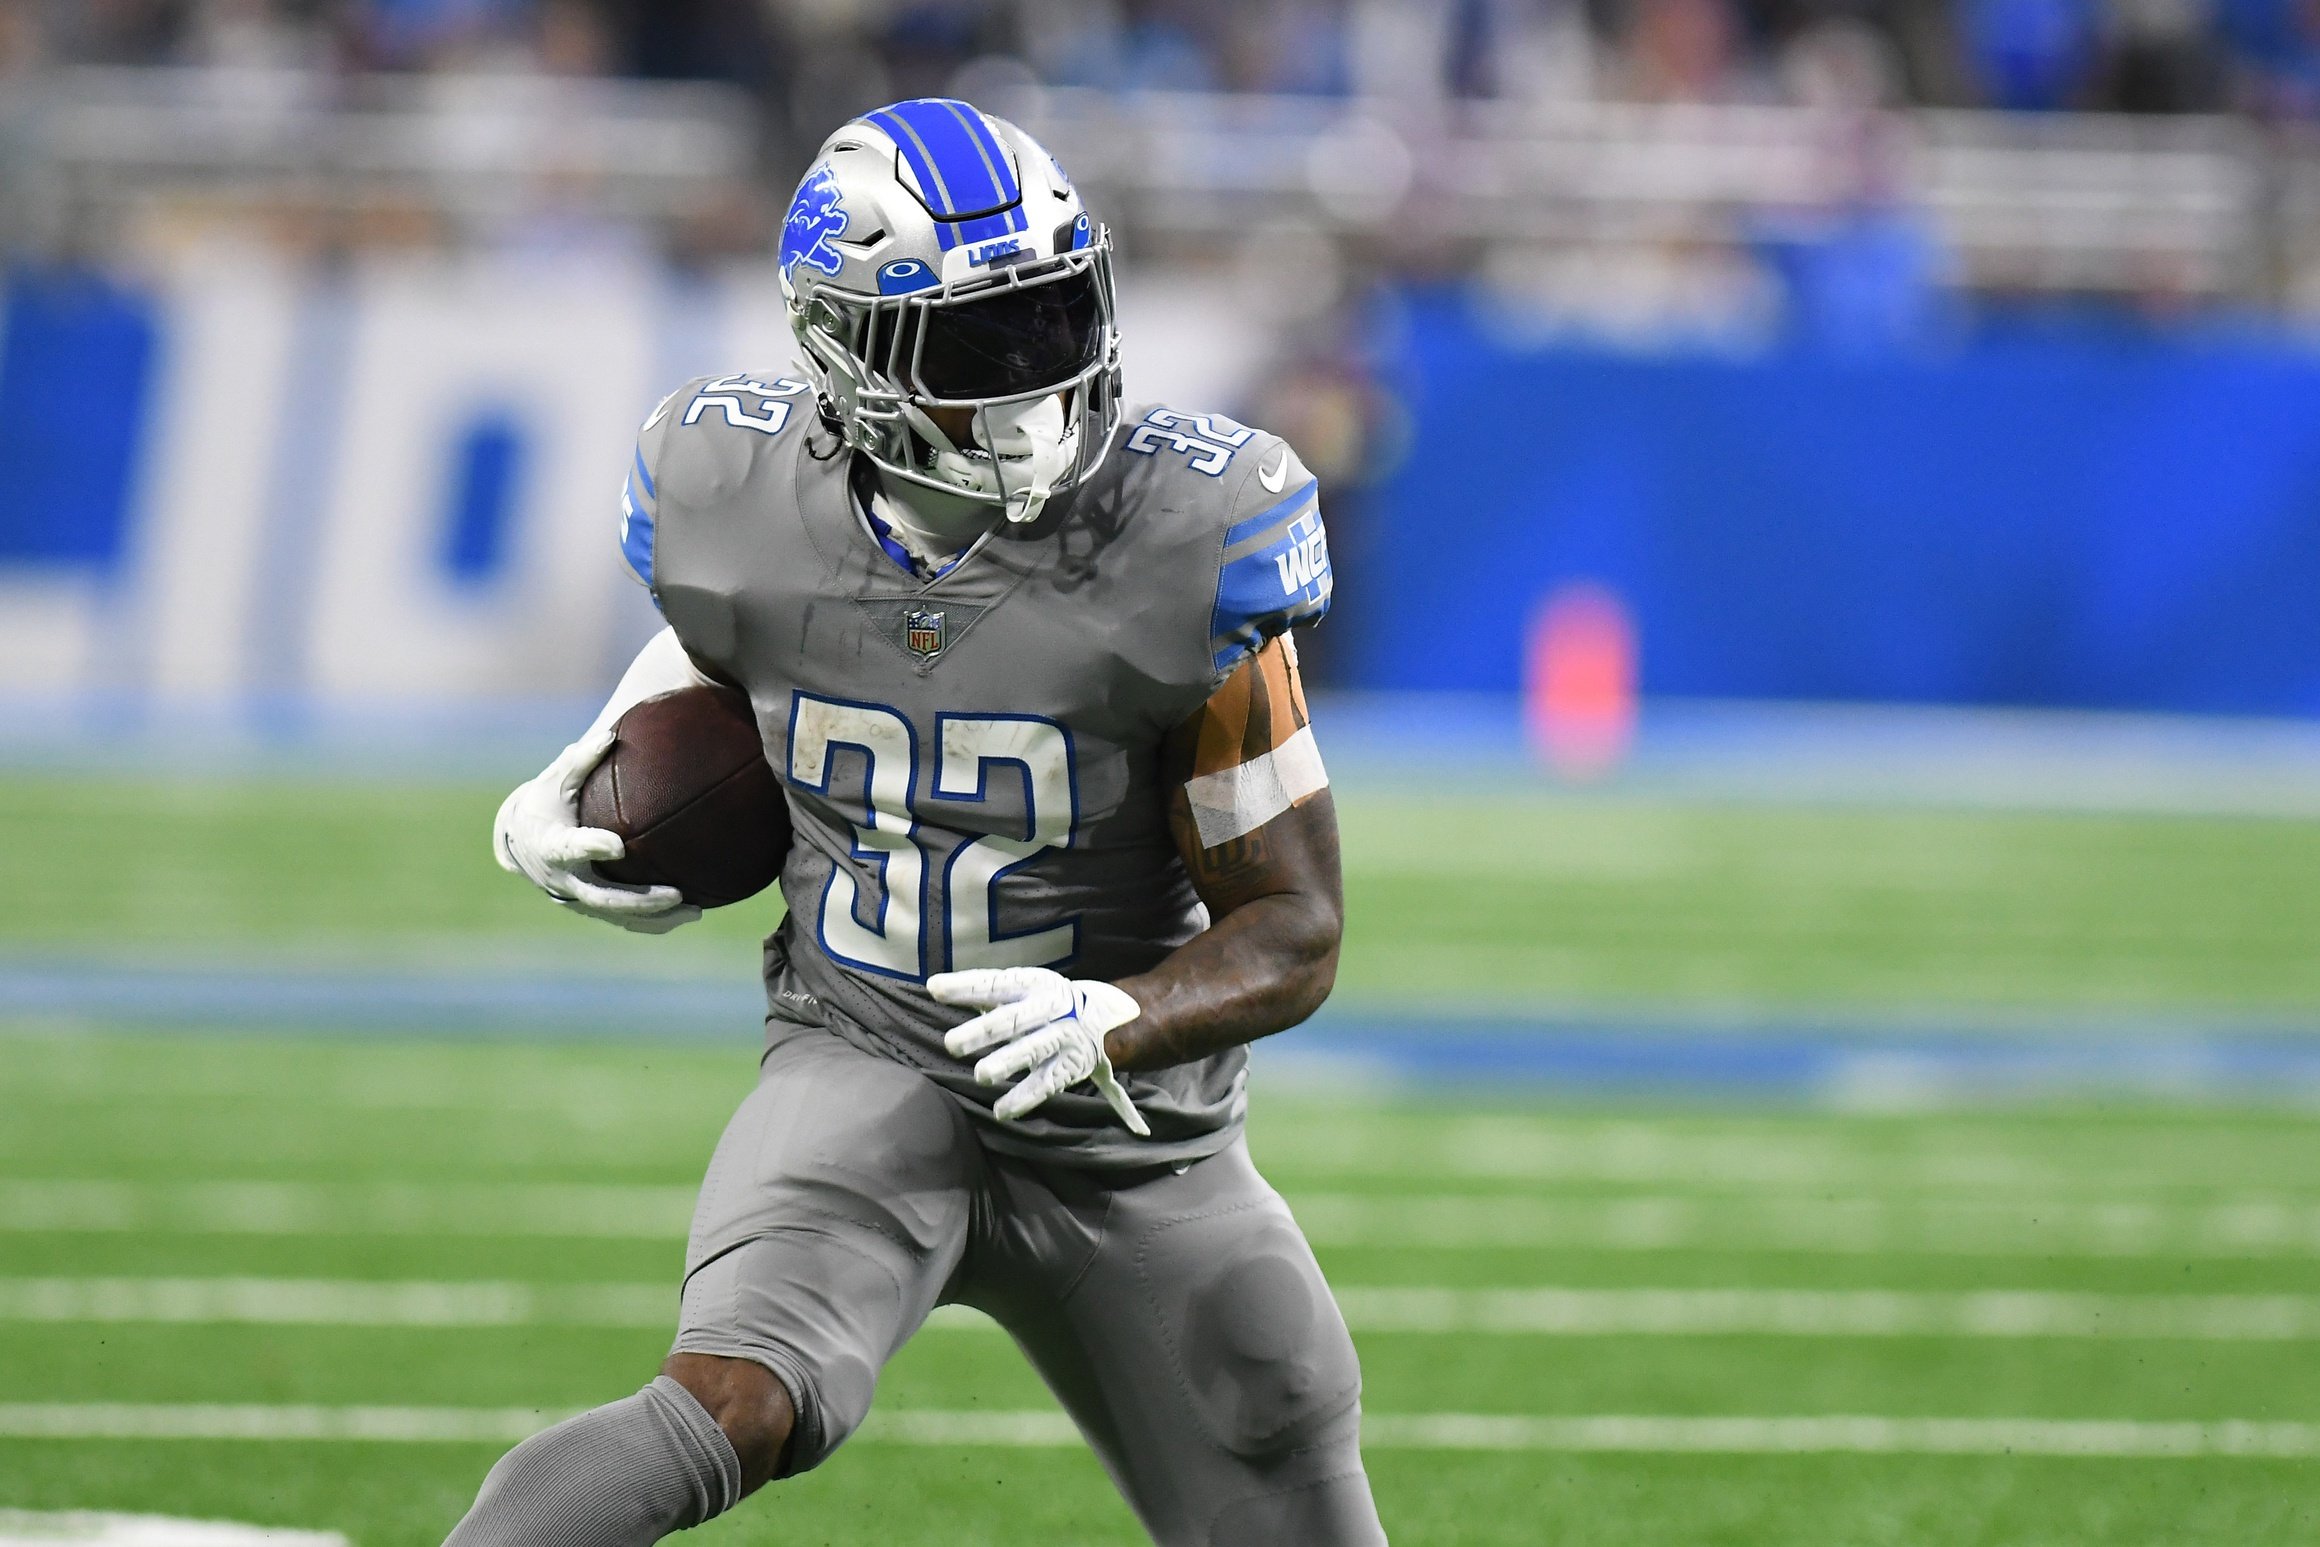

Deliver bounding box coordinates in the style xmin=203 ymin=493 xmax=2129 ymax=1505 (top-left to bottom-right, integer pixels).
xmin=1208 ymin=1469 xmax=1387 ymax=1547
xmin=662 ymin=1351 xmax=794 ymax=1494
xmin=1185 ymin=1250 xmax=1363 ymax=1458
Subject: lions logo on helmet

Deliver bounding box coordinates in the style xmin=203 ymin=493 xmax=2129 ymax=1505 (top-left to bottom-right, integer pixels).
xmin=778 ymin=98 xmax=1124 ymax=526
xmin=780 ymin=164 xmax=849 ymax=280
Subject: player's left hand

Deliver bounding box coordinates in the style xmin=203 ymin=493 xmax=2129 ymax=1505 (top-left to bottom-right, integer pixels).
xmin=930 ymin=967 xmax=1152 ymax=1136
xmin=493 ymin=724 xmax=701 ymax=935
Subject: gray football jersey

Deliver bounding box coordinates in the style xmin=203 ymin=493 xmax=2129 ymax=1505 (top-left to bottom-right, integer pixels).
xmin=621 ymin=376 xmax=1332 ymax=1168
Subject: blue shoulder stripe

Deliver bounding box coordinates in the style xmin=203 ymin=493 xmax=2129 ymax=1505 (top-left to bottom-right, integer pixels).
xmin=1222 ymin=477 xmax=1317 ymax=551
xmin=619 ymin=478 xmax=655 ymax=590
xmin=632 ymin=448 xmax=656 ymax=501
xmin=1211 ymin=496 xmax=1331 ymax=673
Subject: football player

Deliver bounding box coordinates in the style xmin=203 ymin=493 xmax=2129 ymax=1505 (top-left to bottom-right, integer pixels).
xmin=466 ymin=98 xmax=1380 ymax=1546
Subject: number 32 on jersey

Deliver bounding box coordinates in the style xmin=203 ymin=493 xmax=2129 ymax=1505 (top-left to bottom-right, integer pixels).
xmin=788 ymin=693 xmax=1077 ymax=981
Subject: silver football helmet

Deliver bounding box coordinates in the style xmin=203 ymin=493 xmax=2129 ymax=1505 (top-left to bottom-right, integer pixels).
xmin=778 ymin=98 xmax=1123 ymax=524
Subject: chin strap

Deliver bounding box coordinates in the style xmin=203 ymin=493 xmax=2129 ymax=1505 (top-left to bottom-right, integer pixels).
xmin=908 ymin=394 xmax=1077 ymax=525
xmin=980 ymin=395 xmax=1076 ymax=523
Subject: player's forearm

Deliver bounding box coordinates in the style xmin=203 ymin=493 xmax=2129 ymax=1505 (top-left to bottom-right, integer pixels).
xmin=578 ymin=627 xmax=716 ymax=743
xmin=1105 ymin=793 xmax=1344 ymax=1073
xmin=1105 ymin=895 xmax=1340 ymax=1073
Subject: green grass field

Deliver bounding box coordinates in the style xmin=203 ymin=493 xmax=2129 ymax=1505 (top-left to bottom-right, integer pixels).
xmin=15 ymin=772 xmax=2320 ymax=1010
xmin=4 ymin=774 xmax=2319 ymax=1544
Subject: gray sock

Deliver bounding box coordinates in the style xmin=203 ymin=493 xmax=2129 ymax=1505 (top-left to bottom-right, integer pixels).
xmin=444 ymin=1375 xmax=742 ymax=1547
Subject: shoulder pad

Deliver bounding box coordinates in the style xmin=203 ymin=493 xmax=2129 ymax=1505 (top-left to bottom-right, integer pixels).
xmin=621 ymin=372 xmax=815 ymax=590
xmin=1111 ymin=404 xmax=1331 ymax=673
xmin=1204 ymin=424 xmax=1328 ymax=676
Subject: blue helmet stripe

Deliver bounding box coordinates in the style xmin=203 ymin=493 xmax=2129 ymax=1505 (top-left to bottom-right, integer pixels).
xmin=935 ymin=98 xmax=1019 ymax=205
xmin=947 ymin=210 xmax=1027 ymax=249
xmin=867 ymin=99 xmax=1019 ymax=222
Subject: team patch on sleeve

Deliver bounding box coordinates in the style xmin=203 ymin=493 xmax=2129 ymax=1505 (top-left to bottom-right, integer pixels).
xmin=1181 ymin=633 xmax=1327 ymax=848
xmin=1209 ymin=473 xmax=1330 ymax=674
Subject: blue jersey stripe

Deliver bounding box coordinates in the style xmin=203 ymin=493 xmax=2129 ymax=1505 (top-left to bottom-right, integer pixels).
xmin=619 ymin=482 xmax=654 ymax=588
xmin=631 ymin=448 xmax=655 ymax=501
xmin=1222 ymin=477 xmax=1317 ymax=550
xmin=1210 ymin=500 xmax=1332 ymax=672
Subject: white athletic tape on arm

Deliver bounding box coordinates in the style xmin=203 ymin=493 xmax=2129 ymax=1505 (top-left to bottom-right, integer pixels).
xmin=1186 ymin=725 xmax=1328 ymax=849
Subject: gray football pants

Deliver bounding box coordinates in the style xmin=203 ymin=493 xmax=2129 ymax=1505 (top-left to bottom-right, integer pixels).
xmin=669 ymin=1021 xmax=1387 ymax=1546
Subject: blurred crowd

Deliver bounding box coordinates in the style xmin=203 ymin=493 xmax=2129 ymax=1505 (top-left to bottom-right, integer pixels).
xmin=10 ymin=0 xmax=2320 ymax=128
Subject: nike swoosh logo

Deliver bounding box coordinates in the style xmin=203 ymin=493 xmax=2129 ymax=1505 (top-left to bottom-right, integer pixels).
xmin=1258 ymin=449 xmax=1289 ymax=493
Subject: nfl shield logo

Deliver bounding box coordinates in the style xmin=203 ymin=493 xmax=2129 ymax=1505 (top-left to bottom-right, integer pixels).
xmin=904 ymin=609 xmax=945 ymax=658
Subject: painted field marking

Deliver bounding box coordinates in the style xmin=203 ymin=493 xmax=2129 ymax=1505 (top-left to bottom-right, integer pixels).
xmin=1351 ymin=1414 xmax=2320 ymax=1458
xmin=0 ymin=1180 xmax=697 ymax=1239
xmin=10 ymin=1278 xmax=2320 ymax=1341
xmin=0 ymin=1513 xmax=345 ymax=1547
xmin=0 ymin=1278 xmax=672 ymax=1328
xmin=1327 ymin=1287 xmax=2320 ymax=1339
xmin=11 ymin=1180 xmax=2320 ymax=1258
xmin=1290 ymin=1192 xmax=2320 ymax=1258
xmin=0 ymin=1404 xmax=2312 ymax=1458
xmin=1256 ymin=1117 xmax=2320 ymax=1193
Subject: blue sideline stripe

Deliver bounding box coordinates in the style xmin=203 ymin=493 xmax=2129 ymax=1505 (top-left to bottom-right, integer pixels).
xmin=5 ymin=959 xmax=2319 ymax=1097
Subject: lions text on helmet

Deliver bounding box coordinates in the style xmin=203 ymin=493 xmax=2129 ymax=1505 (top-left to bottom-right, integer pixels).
xmin=778 ymin=98 xmax=1121 ymax=528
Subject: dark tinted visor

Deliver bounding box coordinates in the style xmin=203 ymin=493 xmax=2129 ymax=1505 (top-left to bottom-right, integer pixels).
xmin=911 ymin=270 xmax=1102 ymax=400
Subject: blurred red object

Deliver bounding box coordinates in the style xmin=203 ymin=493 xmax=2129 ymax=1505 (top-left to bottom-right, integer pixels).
xmin=1525 ymin=583 xmax=1639 ymax=779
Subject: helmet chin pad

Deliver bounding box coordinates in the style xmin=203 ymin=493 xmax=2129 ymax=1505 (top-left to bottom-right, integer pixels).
xmin=905 ymin=394 xmax=1077 ymax=524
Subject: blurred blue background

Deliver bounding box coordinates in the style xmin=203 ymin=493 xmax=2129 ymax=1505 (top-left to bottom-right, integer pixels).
xmin=1362 ymin=300 xmax=2320 ymax=714
xmin=5 ymin=0 xmax=2320 ymax=729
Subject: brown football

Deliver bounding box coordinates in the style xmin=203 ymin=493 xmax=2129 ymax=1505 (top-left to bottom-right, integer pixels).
xmin=577 ymin=684 xmax=789 ymax=909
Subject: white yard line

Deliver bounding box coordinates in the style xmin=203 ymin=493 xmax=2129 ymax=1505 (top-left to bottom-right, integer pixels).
xmin=12 ymin=1179 xmax=2320 ymax=1258
xmin=0 ymin=1404 xmax=561 ymax=1444
xmin=1352 ymin=1414 xmax=2320 ymax=1458
xmin=1255 ymin=1119 xmax=2320 ymax=1193
xmin=1289 ymin=1193 xmax=2320 ymax=1258
xmin=8 ymin=1278 xmax=2320 ymax=1341
xmin=0 ymin=1181 xmax=696 ymax=1239
xmin=0 ymin=1512 xmax=347 ymax=1547
xmin=0 ymin=1279 xmax=672 ymax=1328
xmin=0 ymin=1403 xmax=2310 ymax=1458
xmin=1328 ymin=1287 xmax=2320 ymax=1339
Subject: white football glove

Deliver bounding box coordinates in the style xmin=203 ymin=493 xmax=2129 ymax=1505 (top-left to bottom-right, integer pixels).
xmin=931 ymin=967 xmax=1152 ymax=1136
xmin=492 ymin=724 xmax=701 ymax=935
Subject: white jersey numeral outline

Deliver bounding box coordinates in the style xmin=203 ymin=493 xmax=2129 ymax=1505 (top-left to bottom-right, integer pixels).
xmin=788 ymin=695 xmax=1078 ymax=980
xmin=788 ymin=695 xmax=925 ymax=979
xmin=936 ymin=713 xmax=1079 ymax=971
xmin=1125 ymin=407 xmax=1254 ymax=476
xmin=683 ymin=375 xmax=811 ymax=436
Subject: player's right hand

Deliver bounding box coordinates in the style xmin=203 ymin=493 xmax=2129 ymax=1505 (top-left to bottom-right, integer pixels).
xmin=492 ymin=724 xmax=702 ymax=935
